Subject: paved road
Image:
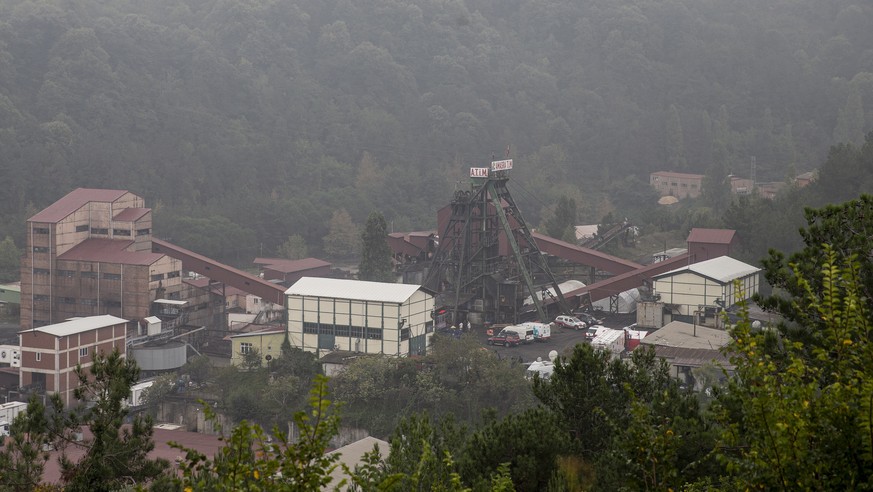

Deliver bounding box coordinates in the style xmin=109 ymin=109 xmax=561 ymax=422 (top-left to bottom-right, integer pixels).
xmin=478 ymin=312 xmax=638 ymax=364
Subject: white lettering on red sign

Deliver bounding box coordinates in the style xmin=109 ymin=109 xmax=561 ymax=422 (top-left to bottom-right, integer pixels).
xmin=490 ymin=159 xmax=513 ymax=171
xmin=470 ymin=167 xmax=489 ymax=177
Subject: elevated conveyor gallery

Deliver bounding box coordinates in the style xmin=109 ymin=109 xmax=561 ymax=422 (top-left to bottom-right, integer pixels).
xmin=531 ymin=232 xmax=642 ymax=274
xmin=555 ymin=253 xmax=690 ymax=307
xmin=152 ymin=238 xmax=286 ymax=306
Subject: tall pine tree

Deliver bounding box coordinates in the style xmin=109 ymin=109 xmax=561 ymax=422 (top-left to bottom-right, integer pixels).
xmin=359 ymin=211 xmax=394 ymax=282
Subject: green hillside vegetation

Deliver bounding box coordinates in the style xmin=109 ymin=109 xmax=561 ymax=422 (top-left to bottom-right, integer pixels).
xmin=1 ymin=0 xmax=872 ymax=265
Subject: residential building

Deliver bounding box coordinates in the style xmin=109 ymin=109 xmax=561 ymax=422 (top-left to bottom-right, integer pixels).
xmin=19 ymin=315 xmax=128 ymax=406
xmin=652 ymin=256 xmax=760 ymax=319
xmin=794 ymin=170 xmax=816 ymax=188
xmin=649 ymin=171 xmax=704 ymax=199
xmin=285 ymin=277 xmax=434 ymax=357
xmin=729 ymin=176 xmax=755 ymax=195
xmin=228 ymin=327 xmax=286 ymax=367
xmin=20 ymin=188 xmax=184 ymax=330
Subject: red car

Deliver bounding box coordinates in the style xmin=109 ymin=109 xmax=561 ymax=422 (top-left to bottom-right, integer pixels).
xmin=487 ymin=330 xmax=521 ymax=347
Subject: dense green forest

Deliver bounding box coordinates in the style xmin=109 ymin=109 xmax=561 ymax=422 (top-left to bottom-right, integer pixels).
xmin=1 ymin=0 xmax=872 ymax=264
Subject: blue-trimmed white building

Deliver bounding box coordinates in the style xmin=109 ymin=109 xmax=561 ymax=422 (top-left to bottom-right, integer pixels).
xmin=285 ymin=277 xmax=435 ymax=357
xmin=652 ymin=256 xmax=760 ymax=318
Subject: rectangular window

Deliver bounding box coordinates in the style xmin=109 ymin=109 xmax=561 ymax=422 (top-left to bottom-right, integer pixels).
xmin=34 ymin=295 xmax=50 ymax=302
xmin=319 ymin=325 xmax=334 ymax=335
xmin=167 ymin=291 xmax=180 ymax=300
xmin=61 ymin=297 xmax=76 ymax=305
xmin=150 ymin=274 xmax=165 ymax=281
xmin=79 ymin=347 xmax=88 ymax=357
xmin=167 ymin=271 xmax=181 ymax=278
xmin=103 ymin=273 xmax=121 ymax=280
xmin=92 ymin=228 xmax=109 ymax=235
xmin=401 ymin=328 xmax=410 ymax=341
xmin=34 ymin=268 xmax=50 ymax=275
xmin=366 ymin=328 xmax=383 ymax=340
xmin=33 ymin=227 xmax=49 ymax=234
xmin=240 ymin=342 xmax=253 ymax=354
xmin=113 ymin=229 xmax=131 ymax=236
xmin=350 ymin=326 xmax=364 ymax=338
xmin=335 ymin=325 xmax=350 ymax=337
xmin=76 ymin=224 xmax=90 ymax=233
xmin=32 ymin=246 xmax=49 ymax=253
xmin=303 ymin=322 xmax=318 ymax=335
xmin=36 ymin=352 xmax=42 ymax=362
xmin=425 ymin=321 xmax=434 ymax=333
xmin=681 ymin=183 xmax=688 ymax=188
xmin=81 ymin=271 xmax=98 ymax=279
xmin=136 ymin=228 xmax=150 ymax=236
xmin=80 ymin=298 xmax=98 ymax=306
xmin=671 ymin=182 xmax=678 ymax=187
xmin=104 ymin=300 xmax=122 ymax=308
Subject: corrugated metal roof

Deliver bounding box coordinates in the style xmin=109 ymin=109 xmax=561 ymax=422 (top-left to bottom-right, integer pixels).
xmin=651 ymin=345 xmax=733 ymax=369
xmin=686 ymin=228 xmax=736 ymax=245
xmin=21 ymin=314 xmax=128 ymax=337
xmin=654 ymin=255 xmax=759 ymax=284
xmin=286 ymin=277 xmax=422 ymax=304
xmin=640 ymin=321 xmax=731 ymax=349
xmin=228 ymin=328 xmax=286 ymax=339
xmin=57 ymin=238 xmax=165 ymax=266
xmin=29 ymin=188 xmax=131 ymax=223
xmin=650 ymin=171 xmax=705 ymax=180
xmin=253 ymin=257 xmax=331 ymax=273
xmin=113 ymin=207 xmax=150 ymax=222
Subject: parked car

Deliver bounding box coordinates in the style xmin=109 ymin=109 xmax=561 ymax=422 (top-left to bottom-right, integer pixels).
xmin=487 ymin=329 xmax=521 ymax=347
xmin=554 ymin=315 xmax=587 ymax=330
xmin=584 ymin=325 xmax=606 ymax=341
xmin=574 ymin=311 xmax=604 ymax=326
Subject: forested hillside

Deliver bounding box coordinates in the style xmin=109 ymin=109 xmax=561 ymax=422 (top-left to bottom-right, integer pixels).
xmin=1 ymin=0 xmax=871 ymax=264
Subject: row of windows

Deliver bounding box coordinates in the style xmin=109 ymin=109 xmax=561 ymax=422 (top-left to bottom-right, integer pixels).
xmin=32 ymin=347 xmax=95 ymax=361
xmin=73 ymin=225 xmax=150 ymax=236
xmin=30 ymin=270 xmax=162 ymax=281
xmin=302 ymin=322 xmax=384 ymax=340
xmin=34 ymin=296 xmax=121 ymax=307
xmin=33 ymin=225 xmax=150 ymax=236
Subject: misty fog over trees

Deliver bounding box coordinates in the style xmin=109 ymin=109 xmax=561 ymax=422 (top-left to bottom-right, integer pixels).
xmin=0 ymin=0 xmax=872 ymax=264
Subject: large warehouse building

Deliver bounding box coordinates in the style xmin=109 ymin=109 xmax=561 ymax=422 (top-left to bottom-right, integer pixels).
xmin=652 ymin=255 xmax=761 ymax=318
xmin=285 ymin=277 xmax=435 ymax=357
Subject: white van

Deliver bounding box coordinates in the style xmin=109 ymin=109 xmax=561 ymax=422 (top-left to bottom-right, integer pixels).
xmin=521 ymin=322 xmax=551 ymax=342
xmin=503 ymin=325 xmax=535 ymax=344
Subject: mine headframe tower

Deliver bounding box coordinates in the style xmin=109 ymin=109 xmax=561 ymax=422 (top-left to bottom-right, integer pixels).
xmin=424 ymin=159 xmax=570 ymax=327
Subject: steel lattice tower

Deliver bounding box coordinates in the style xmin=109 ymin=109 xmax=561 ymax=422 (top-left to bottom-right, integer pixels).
xmin=424 ymin=161 xmax=569 ymax=327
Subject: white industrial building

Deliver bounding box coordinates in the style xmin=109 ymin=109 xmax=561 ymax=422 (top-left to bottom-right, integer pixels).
xmin=285 ymin=277 xmax=435 ymax=357
xmin=652 ymin=256 xmax=760 ymax=317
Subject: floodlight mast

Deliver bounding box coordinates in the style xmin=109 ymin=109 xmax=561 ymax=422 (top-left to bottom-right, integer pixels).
xmin=424 ymin=158 xmax=569 ymax=328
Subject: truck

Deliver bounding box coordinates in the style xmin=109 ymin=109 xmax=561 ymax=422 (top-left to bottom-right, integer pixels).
xmin=503 ymin=325 xmax=535 ymax=344
xmin=521 ymin=322 xmax=551 ymax=342
xmin=590 ymin=328 xmax=626 ymax=359
xmin=0 ymin=401 xmax=26 ymax=438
